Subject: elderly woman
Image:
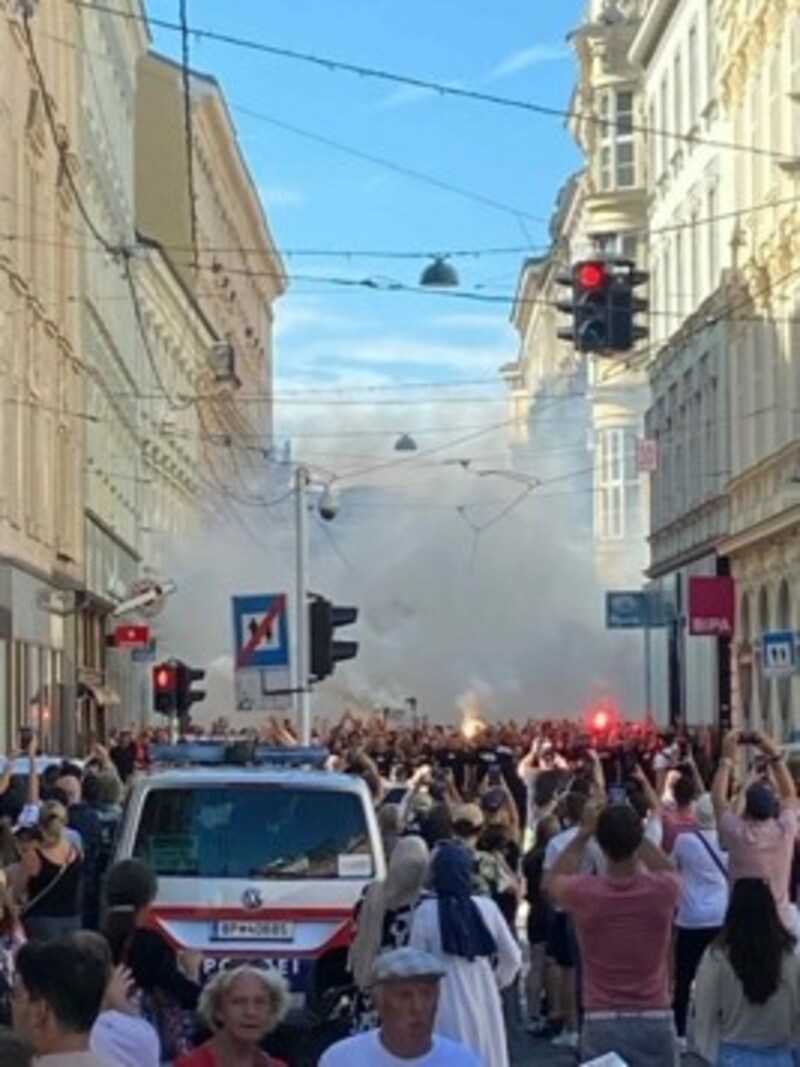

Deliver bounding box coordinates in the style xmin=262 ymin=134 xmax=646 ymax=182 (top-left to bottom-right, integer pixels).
xmin=175 ymin=965 xmax=290 ymax=1067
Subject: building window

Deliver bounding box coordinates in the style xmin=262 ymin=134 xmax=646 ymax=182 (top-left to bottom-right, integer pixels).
xmin=792 ymin=15 xmax=800 ymax=155
xmin=707 ymin=184 xmax=719 ymax=287
xmin=706 ymin=0 xmax=716 ymax=106
xmin=660 ymin=76 xmax=669 ymax=175
xmin=688 ymin=25 xmax=699 ymax=128
xmin=675 ymin=229 xmax=684 ymax=317
xmin=690 ymin=208 xmax=700 ymax=305
xmin=598 ymin=89 xmax=636 ymax=190
xmin=648 ymin=100 xmax=658 ymax=182
xmin=750 ymin=72 xmax=762 ymax=200
xmin=673 ymin=51 xmax=683 ymax=148
xmin=770 ymin=43 xmax=782 ymax=158
xmin=595 ymin=427 xmax=637 ymax=542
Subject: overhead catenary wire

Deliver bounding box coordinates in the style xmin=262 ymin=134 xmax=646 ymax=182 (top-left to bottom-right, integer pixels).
xmin=67 ymin=0 xmax=795 ymax=164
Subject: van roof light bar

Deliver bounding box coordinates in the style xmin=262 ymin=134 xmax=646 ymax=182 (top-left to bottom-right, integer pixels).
xmin=148 ymin=741 xmax=329 ymax=769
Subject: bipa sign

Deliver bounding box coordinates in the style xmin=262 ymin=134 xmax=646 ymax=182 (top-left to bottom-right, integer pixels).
xmin=688 ymin=576 xmax=735 ymax=637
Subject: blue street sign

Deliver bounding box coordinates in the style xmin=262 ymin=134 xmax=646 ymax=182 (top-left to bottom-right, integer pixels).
xmin=606 ymin=589 xmax=672 ymax=630
xmin=761 ymin=630 xmax=798 ymax=677
xmin=232 ymin=594 xmax=290 ymax=670
xmin=606 ymin=592 xmax=648 ymax=629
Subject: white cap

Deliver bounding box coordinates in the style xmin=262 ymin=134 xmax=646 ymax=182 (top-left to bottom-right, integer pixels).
xmin=371 ymin=947 xmax=446 ymax=985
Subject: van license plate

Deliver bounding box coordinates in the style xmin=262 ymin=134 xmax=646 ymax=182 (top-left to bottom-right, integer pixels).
xmin=212 ymin=920 xmax=294 ymax=941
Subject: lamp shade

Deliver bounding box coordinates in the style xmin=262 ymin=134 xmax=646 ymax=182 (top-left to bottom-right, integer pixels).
xmin=419 ymin=257 xmax=459 ymax=288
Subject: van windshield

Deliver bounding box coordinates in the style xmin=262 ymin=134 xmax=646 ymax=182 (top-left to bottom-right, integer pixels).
xmin=132 ymin=785 xmax=375 ymax=879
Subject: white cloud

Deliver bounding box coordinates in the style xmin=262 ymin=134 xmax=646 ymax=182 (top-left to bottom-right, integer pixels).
xmin=489 ymin=43 xmax=569 ymax=80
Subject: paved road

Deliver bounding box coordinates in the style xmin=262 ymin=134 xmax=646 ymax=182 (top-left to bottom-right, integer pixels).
xmin=510 ymin=1027 xmax=576 ymax=1065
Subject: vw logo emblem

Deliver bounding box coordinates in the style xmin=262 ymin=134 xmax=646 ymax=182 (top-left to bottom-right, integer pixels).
xmin=242 ymin=887 xmax=263 ymax=910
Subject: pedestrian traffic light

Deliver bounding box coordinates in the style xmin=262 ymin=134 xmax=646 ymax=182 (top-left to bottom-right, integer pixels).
xmin=309 ymin=596 xmax=359 ymax=683
xmin=176 ymin=662 xmax=206 ymax=716
xmin=152 ymin=661 xmax=178 ymax=716
xmin=556 ymin=259 xmax=649 ymax=354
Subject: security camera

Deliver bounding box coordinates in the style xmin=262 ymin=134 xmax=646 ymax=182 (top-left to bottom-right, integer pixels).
xmin=317 ymin=485 xmax=338 ymax=522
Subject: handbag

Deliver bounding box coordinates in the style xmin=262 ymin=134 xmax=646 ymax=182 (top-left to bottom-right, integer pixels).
xmin=692 ymin=830 xmax=727 ymax=880
xmin=122 ymin=933 xmax=196 ymax=1063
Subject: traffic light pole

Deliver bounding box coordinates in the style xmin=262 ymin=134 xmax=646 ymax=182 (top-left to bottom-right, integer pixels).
xmin=295 ymin=465 xmax=311 ymax=745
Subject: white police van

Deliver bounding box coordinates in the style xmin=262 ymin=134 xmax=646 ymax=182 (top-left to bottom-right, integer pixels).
xmin=113 ymin=742 xmax=385 ymax=1019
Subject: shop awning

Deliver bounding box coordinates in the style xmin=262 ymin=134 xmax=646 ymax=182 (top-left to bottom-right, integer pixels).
xmin=78 ymin=681 xmax=121 ymax=707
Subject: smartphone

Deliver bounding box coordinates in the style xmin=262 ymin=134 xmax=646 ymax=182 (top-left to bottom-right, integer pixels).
xmin=487 ymin=766 xmax=502 ymax=786
xmin=19 ymin=726 xmax=33 ymax=750
xmin=608 ymin=784 xmax=628 ymax=805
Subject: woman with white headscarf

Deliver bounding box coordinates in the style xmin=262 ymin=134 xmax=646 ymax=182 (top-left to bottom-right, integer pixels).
xmin=348 ymin=834 xmax=429 ymax=1031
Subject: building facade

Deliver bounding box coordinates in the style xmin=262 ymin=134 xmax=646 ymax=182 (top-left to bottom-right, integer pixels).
xmin=715 ymin=0 xmax=800 ymax=738
xmin=0 ymin=6 xmax=286 ymax=748
xmin=633 ymin=0 xmax=736 ymax=728
xmin=135 ymin=54 xmax=286 ymax=498
xmin=0 ymin=1 xmax=84 ymax=752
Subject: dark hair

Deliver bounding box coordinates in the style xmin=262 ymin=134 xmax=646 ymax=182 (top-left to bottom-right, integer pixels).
xmin=58 ymin=762 xmax=83 ymax=783
xmin=420 ymin=805 xmax=453 ymax=850
xmin=563 ymin=791 xmax=588 ymax=826
xmin=15 ymin=940 xmax=107 ymax=1034
xmin=595 ymin=804 xmax=643 ymax=862
xmin=720 ymin=879 xmax=796 ymax=1004
xmin=533 ymin=815 xmax=560 ymax=851
xmin=102 ymin=859 xmax=158 ymax=964
xmin=673 ymin=774 xmax=696 ymax=808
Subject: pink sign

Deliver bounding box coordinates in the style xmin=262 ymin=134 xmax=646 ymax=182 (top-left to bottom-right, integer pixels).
xmin=688 ymin=576 xmax=735 ymax=637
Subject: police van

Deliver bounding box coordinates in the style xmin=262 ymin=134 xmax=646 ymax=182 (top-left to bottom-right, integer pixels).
xmin=113 ymin=742 xmax=385 ymax=1020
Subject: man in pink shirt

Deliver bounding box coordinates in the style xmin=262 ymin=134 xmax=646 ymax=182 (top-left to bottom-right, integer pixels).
xmin=549 ymin=801 xmax=680 ymax=1066
xmin=712 ymin=728 xmax=798 ymax=936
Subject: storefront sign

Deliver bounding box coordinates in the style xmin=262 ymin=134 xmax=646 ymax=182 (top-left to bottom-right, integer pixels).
xmin=688 ymin=576 xmax=735 ymax=637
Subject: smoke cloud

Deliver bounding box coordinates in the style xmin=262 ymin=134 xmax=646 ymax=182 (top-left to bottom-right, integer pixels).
xmin=151 ymin=383 xmax=647 ymax=729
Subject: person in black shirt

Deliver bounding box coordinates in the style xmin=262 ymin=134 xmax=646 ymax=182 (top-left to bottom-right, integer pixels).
xmin=521 ymin=815 xmax=560 ymax=1030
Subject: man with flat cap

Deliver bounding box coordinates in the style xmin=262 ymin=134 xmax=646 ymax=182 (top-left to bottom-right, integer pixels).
xmin=320 ymin=947 xmax=482 ymax=1066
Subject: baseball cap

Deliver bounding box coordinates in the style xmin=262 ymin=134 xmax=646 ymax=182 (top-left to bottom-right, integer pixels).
xmin=452 ymin=802 xmax=484 ymax=829
xmin=371 ymin=947 xmax=446 ymax=986
xmin=481 ymin=787 xmax=507 ymax=813
xmin=745 ymin=781 xmax=778 ymax=821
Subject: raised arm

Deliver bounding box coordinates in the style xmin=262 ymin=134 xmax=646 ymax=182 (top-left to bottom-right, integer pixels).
xmin=712 ymin=728 xmax=740 ymax=822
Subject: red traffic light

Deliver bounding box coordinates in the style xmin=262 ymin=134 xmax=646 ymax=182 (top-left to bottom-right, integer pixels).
xmin=154 ymin=665 xmax=175 ymax=691
xmin=576 ymin=262 xmax=606 ymax=290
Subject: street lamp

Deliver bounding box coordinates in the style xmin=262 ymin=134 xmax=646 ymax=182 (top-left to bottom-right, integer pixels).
xmin=419 ymin=257 xmax=460 ymax=288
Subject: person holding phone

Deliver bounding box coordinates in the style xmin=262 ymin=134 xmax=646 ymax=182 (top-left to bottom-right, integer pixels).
xmin=712 ymin=729 xmax=798 ymax=937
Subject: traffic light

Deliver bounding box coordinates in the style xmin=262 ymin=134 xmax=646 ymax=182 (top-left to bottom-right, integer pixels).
xmin=309 ymin=596 xmax=359 ymax=683
xmin=152 ymin=661 xmax=178 ymax=716
xmin=556 ymin=258 xmax=649 ymax=354
xmin=556 ymin=260 xmax=610 ymax=353
xmin=608 ymin=262 xmax=649 ymax=351
xmin=176 ymin=662 xmax=206 ymax=716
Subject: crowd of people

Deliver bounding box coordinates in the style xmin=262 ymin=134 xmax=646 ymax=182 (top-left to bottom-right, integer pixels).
xmin=0 ymin=714 xmax=794 ymax=1065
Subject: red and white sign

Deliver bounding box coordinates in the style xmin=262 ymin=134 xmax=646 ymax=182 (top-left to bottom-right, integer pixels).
xmin=113 ymin=624 xmax=151 ymax=648
xmin=635 ymin=437 xmax=659 ymax=473
xmin=688 ymin=576 xmax=735 ymax=637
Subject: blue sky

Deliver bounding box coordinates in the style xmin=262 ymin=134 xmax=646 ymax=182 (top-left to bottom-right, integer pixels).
xmin=147 ymin=0 xmax=585 ymax=453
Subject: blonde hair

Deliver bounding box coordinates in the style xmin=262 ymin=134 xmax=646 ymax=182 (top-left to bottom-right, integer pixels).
xmin=197 ymin=965 xmax=291 ymax=1034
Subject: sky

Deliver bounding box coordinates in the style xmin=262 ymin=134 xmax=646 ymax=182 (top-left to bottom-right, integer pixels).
xmin=142 ymin=1 xmax=650 ymax=723
xmin=146 ymin=0 xmax=585 ymax=438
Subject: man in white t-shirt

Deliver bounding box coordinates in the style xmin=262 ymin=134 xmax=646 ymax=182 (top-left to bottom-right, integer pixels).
xmin=320 ymin=947 xmax=481 ymax=1067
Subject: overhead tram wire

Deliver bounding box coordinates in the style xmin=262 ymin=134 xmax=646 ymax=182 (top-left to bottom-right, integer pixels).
xmin=68 ymin=0 xmax=795 ymax=165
